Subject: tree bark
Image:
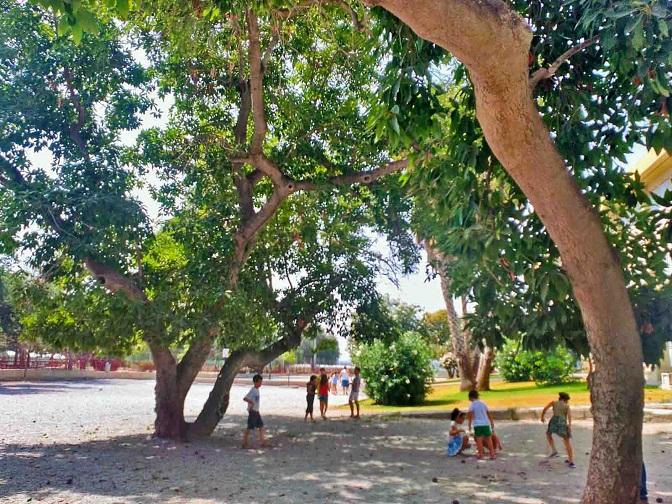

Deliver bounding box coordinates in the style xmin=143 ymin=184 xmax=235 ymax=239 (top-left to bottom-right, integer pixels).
xmin=150 ymin=343 xmax=188 ymax=440
xmin=370 ymin=1 xmax=644 ymax=502
xmin=425 ymin=243 xmax=476 ymax=390
xmin=476 ymin=345 xmax=494 ymax=391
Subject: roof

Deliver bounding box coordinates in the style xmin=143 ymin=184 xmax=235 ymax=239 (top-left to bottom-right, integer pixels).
xmin=629 ymin=148 xmax=672 ymax=192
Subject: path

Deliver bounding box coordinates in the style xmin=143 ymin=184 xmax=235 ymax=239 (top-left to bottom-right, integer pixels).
xmin=1 ymin=380 xmax=669 ymax=503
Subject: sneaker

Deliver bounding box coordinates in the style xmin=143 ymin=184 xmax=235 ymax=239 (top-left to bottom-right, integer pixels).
xmin=549 ymin=451 xmax=559 ymax=458
xmin=568 ymin=462 xmax=576 ymax=469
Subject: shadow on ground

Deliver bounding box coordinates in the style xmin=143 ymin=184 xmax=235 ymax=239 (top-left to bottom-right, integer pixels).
xmin=0 ymin=381 xmax=109 ymax=396
xmin=3 ymin=416 xmax=653 ymax=504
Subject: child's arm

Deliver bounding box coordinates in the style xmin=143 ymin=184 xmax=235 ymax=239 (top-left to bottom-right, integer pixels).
xmin=567 ymin=407 xmax=572 ymax=431
xmin=487 ymin=410 xmax=495 ymax=431
xmin=540 ymin=401 xmax=553 ymax=422
xmin=449 ymin=425 xmax=460 ymax=436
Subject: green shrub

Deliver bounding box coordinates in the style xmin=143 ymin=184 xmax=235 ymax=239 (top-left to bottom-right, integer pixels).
xmin=495 ymin=339 xmax=576 ymax=385
xmin=353 ymin=332 xmax=434 ymax=405
xmin=495 ymin=340 xmax=533 ymax=382
xmin=528 ymin=346 xmax=576 ymax=385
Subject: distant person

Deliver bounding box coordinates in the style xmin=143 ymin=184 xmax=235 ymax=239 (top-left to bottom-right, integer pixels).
xmin=467 ymin=390 xmax=496 ymax=460
xmin=242 ymin=374 xmax=267 ymax=449
xmin=349 ymin=367 xmax=361 ymax=418
xmin=447 ymin=408 xmax=470 ymax=456
xmin=541 ymin=392 xmax=575 ymax=468
xmin=305 ymin=375 xmax=317 ymax=422
xmin=319 ymin=368 xmax=330 ymax=419
xmin=340 ymin=366 xmax=350 ymax=395
xmin=330 ymin=371 xmax=339 ymax=395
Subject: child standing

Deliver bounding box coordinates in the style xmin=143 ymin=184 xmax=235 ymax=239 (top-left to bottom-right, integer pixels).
xmin=340 ymin=366 xmax=350 ymax=395
xmin=242 ymin=374 xmax=266 ymax=449
xmin=330 ymin=371 xmax=339 ymax=395
xmin=541 ymin=392 xmax=575 ymax=468
xmin=349 ymin=367 xmax=361 ymax=418
xmin=467 ymin=390 xmax=496 ymax=460
xmin=319 ymin=368 xmax=329 ymax=419
xmin=305 ymin=375 xmax=317 ymax=422
xmin=447 ymin=408 xmax=471 ymax=456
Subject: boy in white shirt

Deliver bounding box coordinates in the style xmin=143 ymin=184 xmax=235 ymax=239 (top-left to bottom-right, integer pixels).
xmin=242 ymin=374 xmax=267 ymax=449
xmin=467 ymin=390 xmax=496 ymax=460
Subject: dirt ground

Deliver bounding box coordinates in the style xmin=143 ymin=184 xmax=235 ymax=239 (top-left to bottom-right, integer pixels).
xmin=1 ymin=379 xmax=670 ymax=503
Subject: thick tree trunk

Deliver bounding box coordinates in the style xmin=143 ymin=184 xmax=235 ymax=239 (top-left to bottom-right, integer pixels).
xmin=150 ymin=344 xmax=187 ymax=440
xmin=425 ymin=243 xmax=476 ymax=390
xmin=371 ymin=1 xmax=644 ymax=502
xmin=476 ymin=346 xmax=494 ymax=391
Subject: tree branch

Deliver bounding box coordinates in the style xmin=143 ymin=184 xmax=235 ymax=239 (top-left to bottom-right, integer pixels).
xmin=529 ymin=36 xmax=599 ymax=89
xmin=292 ymin=158 xmax=408 ymax=191
xmin=84 ymin=257 xmax=148 ymax=303
xmin=247 ymin=10 xmax=267 ymax=155
xmin=177 ymin=332 xmax=214 ymax=395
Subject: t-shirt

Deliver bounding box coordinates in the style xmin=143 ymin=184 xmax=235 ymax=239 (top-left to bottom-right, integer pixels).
xmin=351 ymin=376 xmax=361 ymax=393
xmin=307 ymin=382 xmax=316 ymax=395
xmin=340 ymin=369 xmax=349 ymax=382
xmin=552 ymin=400 xmax=569 ymax=418
xmin=244 ymin=386 xmax=260 ymax=412
xmin=468 ymin=399 xmax=490 ymax=427
xmin=448 ymin=420 xmax=465 ymax=440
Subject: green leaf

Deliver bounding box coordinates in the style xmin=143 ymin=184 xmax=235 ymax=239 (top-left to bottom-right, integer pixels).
xmin=658 ymin=18 xmax=669 ymax=38
xmin=632 ymin=22 xmax=645 ymax=51
xmin=116 ymin=0 xmax=129 ymax=17
xmin=389 ymin=116 xmax=400 ymax=134
xmin=78 ymin=10 xmax=99 ymax=34
xmin=71 ymin=22 xmax=83 ymax=44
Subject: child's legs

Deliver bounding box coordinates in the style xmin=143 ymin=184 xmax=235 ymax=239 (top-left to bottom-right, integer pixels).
xmin=546 ymin=432 xmax=557 ymax=452
xmin=561 ymin=436 xmax=574 ymax=462
xmin=461 ymin=435 xmax=470 ymax=451
xmin=475 ymin=436 xmax=484 ymax=457
xmin=485 ymin=435 xmax=495 ymax=457
xmin=355 ymin=400 xmax=359 ymax=416
xmin=242 ymin=428 xmax=251 ymax=447
xmin=258 ymin=427 xmax=266 ymax=445
xmin=349 ymin=400 xmax=354 ymax=416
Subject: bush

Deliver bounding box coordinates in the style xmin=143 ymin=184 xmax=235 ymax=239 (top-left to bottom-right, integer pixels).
xmin=495 ymin=341 xmax=534 ymax=382
xmin=353 ymin=332 xmax=434 ymax=406
xmin=495 ymin=339 xmax=576 ymax=385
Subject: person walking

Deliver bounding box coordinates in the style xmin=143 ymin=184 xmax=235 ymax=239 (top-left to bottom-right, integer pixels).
xmin=340 ymin=366 xmax=350 ymax=395
xmin=319 ymin=368 xmax=330 ymax=419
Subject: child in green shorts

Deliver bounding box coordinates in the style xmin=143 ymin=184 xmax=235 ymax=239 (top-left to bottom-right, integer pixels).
xmin=467 ymin=390 xmax=496 ymax=460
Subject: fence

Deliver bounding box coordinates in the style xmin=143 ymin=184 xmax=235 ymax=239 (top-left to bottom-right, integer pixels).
xmin=0 ymin=353 xmax=124 ymax=371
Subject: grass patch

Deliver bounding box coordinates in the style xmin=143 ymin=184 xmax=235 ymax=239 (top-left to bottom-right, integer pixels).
xmin=342 ymin=380 xmax=672 ymax=414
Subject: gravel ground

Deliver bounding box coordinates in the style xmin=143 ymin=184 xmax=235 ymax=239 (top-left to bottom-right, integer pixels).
xmin=1 ymin=379 xmax=670 ymax=504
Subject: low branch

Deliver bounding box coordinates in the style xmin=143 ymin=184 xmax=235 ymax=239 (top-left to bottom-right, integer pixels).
xmin=177 ymin=333 xmax=214 ymax=395
xmin=292 ymin=158 xmax=408 ymax=191
xmin=529 ymin=36 xmax=599 ymax=89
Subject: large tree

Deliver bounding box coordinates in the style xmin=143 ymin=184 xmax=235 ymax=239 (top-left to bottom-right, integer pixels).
xmin=0 ymin=1 xmax=416 ymax=439
xmin=364 ymin=0 xmax=671 ymax=502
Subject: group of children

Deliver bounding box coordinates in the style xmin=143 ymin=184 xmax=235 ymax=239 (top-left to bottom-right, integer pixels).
xmin=447 ymin=390 xmax=574 ymax=467
xmin=241 ymin=367 xmax=362 ymax=449
xmin=305 ymin=366 xmax=361 ymax=421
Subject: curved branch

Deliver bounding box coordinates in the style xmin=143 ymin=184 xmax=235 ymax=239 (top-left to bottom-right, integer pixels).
xmin=529 ymin=36 xmax=599 ymax=89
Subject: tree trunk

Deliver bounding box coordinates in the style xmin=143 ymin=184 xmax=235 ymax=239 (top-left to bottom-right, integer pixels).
xmin=150 ymin=344 xmax=187 ymax=440
xmin=187 ymin=350 xmax=248 ymax=439
xmin=371 ymin=1 xmax=644 ymax=502
xmin=476 ymin=346 xmax=494 ymax=391
xmin=425 ymin=243 xmax=476 ymax=390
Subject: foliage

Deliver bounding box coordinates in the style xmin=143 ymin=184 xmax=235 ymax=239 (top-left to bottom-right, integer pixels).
xmin=353 ymin=331 xmax=434 ymax=406
xmin=295 ymin=331 xmax=340 ymax=365
xmin=349 ymin=295 xmax=429 ymax=344
xmin=495 ymin=339 xmax=577 ymax=386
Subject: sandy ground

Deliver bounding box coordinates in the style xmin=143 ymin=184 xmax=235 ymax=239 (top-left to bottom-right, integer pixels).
xmin=1 ymin=379 xmax=670 ymax=504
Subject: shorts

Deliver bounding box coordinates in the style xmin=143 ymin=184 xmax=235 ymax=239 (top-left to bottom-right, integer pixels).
xmin=547 ymin=415 xmax=571 ymax=438
xmin=341 ymin=379 xmax=349 ymax=388
xmin=319 ymin=395 xmax=328 ymax=403
xmin=306 ymin=394 xmax=315 ymax=414
xmin=247 ymin=410 xmax=264 ymax=430
xmin=348 ymin=390 xmax=359 ymax=402
xmin=473 ymin=425 xmax=492 ymax=438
